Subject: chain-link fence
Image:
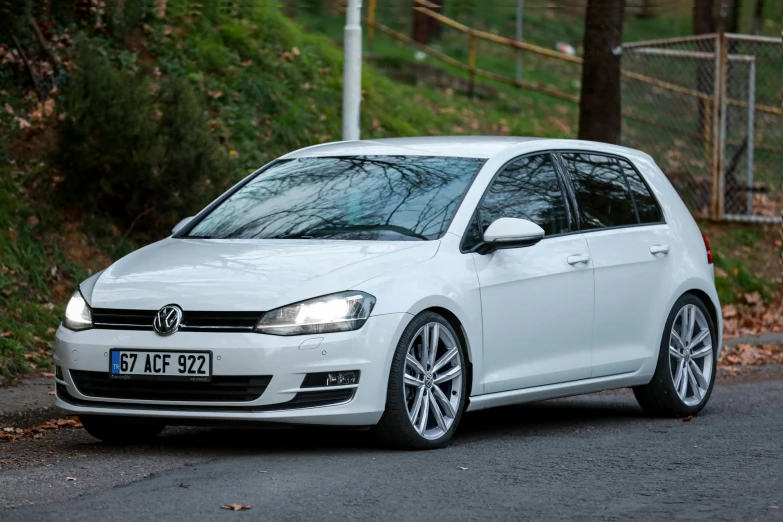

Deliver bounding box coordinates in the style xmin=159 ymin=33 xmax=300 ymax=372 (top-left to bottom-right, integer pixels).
xmin=621 ymin=33 xmax=782 ymax=222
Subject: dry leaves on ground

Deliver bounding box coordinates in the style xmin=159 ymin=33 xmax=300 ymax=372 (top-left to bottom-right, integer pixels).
xmin=0 ymin=417 xmax=82 ymax=442
xmin=722 ymin=292 xmax=783 ymax=340
xmin=221 ymin=504 xmax=252 ymax=511
xmin=719 ymin=344 xmax=783 ymax=368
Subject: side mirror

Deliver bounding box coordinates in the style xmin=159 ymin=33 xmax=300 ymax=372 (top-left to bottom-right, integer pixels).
xmin=477 ymin=217 xmax=544 ymax=254
xmin=172 ymin=216 xmax=194 ymax=235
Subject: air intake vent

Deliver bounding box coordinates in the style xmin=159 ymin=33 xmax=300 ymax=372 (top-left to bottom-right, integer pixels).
xmin=70 ymin=371 xmax=271 ymax=402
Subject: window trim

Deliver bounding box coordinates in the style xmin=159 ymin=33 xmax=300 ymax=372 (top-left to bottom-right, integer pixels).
xmin=553 ymin=150 xmax=666 ymax=234
xmin=460 ymin=151 xmax=577 ymax=254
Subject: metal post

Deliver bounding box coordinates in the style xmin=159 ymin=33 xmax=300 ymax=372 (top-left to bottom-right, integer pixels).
xmin=342 ymin=0 xmax=363 ymax=141
xmin=717 ymin=32 xmax=728 ymax=220
xmin=710 ymin=34 xmax=722 ymax=221
xmin=746 ymin=57 xmax=756 ymax=215
xmin=515 ymin=0 xmax=524 ymax=83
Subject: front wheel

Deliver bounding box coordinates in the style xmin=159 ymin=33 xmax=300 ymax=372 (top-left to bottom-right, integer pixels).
xmin=373 ymin=312 xmax=468 ymax=450
xmin=79 ymin=415 xmax=165 ymax=443
xmin=633 ymin=293 xmax=717 ymax=417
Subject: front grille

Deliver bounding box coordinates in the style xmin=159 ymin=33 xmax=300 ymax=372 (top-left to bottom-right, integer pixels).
xmin=91 ymin=309 xmax=263 ymax=332
xmin=70 ymin=370 xmax=271 ymax=402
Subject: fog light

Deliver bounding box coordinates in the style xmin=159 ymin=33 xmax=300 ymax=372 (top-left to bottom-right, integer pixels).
xmin=327 ymin=371 xmax=358 ymax=386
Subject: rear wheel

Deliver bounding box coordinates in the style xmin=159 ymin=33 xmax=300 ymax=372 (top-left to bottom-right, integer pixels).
xmin=79 ymin=415 xmax=165 ymax=443
xmin=373 ymin=312 xmax=467 ymax=450
xmin=633 ymin=294 xmax=717 ymax=417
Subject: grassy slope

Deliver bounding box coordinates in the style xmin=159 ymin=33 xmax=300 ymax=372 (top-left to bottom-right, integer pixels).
xmin=0 ymin=5 xmax=779 ymax=379
xmin=0 ymin=6 xmax=576 ymax=379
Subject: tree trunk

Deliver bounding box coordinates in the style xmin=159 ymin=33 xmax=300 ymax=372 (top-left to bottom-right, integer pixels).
xmin=716 ymin=0 xmax=740 ymax=32
xmin=412 ymin=0 xmax=444 ymax=45
xmin=578 ymin=0 xmax=625 ymax=144
xmin=693 ymin=0 xmax=716 ymax=34
xmin=750 ymin=0 xmax=765 ymax=34
xmin=693 ymin=0 xmax=715 ymax=143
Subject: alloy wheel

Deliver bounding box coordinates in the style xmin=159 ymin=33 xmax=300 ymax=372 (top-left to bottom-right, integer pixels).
xmin=669 ymin=304 xmax=713 ymax=406
xmin=403 ymin=322 xmax=463 ymax=440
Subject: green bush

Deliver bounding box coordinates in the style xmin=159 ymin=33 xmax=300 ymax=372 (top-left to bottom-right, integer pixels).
xmin=58 ymin=44 xmax=227 ymax=230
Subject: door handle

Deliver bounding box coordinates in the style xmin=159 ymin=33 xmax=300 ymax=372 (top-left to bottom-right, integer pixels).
xmin=567 ymin=254 xmax=591 ymax=265
xmin=649 ymin=244 xmax=670 ymax=255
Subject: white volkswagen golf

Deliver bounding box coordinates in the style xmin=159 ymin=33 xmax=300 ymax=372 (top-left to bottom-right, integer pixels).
xmin=55 ymin=137 xmax=721 ymax=449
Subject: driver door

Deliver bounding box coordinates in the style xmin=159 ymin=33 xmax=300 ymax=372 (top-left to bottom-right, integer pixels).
xmin=467 ymin=153 xmax=595 ymax=393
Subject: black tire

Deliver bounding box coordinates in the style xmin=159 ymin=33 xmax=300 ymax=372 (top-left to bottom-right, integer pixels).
xmin=633 ymin=293 xmax=717 ymax=417
xmin=79 ymin=415 xmax=165 ymax=443
xmin=372 ymin=311 xmax=468 ymax=450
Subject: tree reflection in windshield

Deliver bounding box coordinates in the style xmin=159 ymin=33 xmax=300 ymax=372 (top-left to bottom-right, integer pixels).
xmin=187 ymin=156 xmax=486 ymax=241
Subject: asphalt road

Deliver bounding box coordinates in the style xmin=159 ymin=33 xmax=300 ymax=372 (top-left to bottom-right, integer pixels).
xmin=2 ymin=374 xmax=783 ymax=521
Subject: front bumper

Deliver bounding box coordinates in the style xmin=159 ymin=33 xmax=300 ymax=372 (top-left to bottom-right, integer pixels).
xmin=54 ymin=313 xmax=411 ymax=426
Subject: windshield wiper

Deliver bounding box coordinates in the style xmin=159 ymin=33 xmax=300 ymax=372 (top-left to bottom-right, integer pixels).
xmin=279 ymin=225 xmax=427 ymax=240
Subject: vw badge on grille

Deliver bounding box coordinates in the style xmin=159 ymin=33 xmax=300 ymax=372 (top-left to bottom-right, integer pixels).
xmin=153 ymin=305 xmax=183 ymax=336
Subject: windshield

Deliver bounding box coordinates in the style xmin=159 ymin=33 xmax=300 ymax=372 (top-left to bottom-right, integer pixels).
xmin=185 ymin=155 xmax=486 ymax=241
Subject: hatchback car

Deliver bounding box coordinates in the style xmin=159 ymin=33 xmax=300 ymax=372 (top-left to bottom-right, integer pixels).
xmin=55 ymin=137 xmax=721 ymax=449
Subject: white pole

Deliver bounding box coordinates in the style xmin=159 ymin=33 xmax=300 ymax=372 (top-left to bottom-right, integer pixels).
xmin=515 ymin=0 xmax=523 ymax=83
xmin=342 ymin=0 xmax=363 ymax=141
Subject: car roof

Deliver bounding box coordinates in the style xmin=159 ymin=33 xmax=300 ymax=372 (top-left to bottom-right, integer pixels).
xmin=283 ymin=136 xmax=651 ymax=161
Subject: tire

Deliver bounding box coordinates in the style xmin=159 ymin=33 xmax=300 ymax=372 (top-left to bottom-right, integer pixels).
xmin=633 ymin=293 xmax=717 ymax=417
xmin=372 ymin=311 xmax=468 ymax=450
xmin=79 ymin=415 xmax=165 ymax=443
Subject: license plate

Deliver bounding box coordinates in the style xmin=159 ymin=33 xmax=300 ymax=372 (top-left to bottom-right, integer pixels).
xmin=109 ymin=349 xmax=212 ymax=381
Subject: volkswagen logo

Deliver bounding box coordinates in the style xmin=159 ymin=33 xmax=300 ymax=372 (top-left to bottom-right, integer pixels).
xmin=153 ymin=305 xmax=183 ymax=336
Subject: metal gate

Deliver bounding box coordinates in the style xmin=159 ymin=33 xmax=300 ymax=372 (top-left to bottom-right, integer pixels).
xmin=621 ymin=33 xmax=782 ymax=223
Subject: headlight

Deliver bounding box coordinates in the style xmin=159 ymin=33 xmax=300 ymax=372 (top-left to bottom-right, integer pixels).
xmin=63 ymin=288 xmax=92 ymax=331
xmin=255 ymin=291 xmax=376 ymax=336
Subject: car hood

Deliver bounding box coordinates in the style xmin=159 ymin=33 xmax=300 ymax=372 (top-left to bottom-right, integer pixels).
xmin=88 ymin=238 xmax=439 ymax=311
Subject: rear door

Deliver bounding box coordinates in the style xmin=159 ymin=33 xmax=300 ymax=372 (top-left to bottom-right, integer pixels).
xmin=467 ymin=153 xmax=594 ymax=393
xmin=558 ymin=152 xmax=672 ymax=377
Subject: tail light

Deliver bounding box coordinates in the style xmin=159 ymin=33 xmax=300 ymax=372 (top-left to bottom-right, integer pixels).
xmin=702 ymin=233 xmax=713 ymax=264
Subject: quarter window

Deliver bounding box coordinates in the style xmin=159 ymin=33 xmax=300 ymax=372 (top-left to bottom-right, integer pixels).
xmin=618 ymin=160 xmax=663 ymax=223
xmin=561 ymin=153 xmax=637 ymax=229
xmin=477 ymin=154 xmax=570 ymax=237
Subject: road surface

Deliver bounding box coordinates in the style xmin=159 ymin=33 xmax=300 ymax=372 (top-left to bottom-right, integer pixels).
xmin=2 ymin=373 xmax=783 ymax=521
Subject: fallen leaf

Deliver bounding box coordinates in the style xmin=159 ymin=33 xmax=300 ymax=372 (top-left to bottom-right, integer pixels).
xmin=42 ymin=372 xmax=54 ymax=377
xmin=681 ymin=416 xmax=693 ymax=422
xmin=48 ymin=391 xmax=55 ymax=396
xmin=66 ymin=477 xmax=76 ymax=481
xmin=258 ymin=470 xmax=268 ymax=473
xmin=221 ymin=504 xmax=251 ymax=511
xmin=457 ymin=466 xmax=468 ymax=470
xmin=180 ymin=483 xmax=190 ymax=488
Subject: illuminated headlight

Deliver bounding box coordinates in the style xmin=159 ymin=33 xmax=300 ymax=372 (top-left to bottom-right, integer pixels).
xmin=255 ymin=291 xmax=376 ymax=336
xmin=63 ymin=288 xmax=92 ymax=331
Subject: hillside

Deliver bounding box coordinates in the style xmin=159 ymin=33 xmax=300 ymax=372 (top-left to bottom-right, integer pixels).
xmin=0 ymin=2 xmax=579 ymax=379
xmin=0 ymin=2 xmax=780 ymax=380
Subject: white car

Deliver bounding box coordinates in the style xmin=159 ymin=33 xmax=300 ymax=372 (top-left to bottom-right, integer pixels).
xmin=54 ymin=137 xmax=721 ymax=449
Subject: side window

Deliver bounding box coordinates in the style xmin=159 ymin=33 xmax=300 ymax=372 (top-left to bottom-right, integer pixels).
xmin=618 ymin=159 xmax=663 ymax=224
xmin=561 ymin=153 xmax=636 ymax=230
xmin=477 ymin=154 xmax=570 ymax=238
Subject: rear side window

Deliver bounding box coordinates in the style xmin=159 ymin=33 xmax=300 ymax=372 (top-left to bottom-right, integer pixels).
xmin=618 ymin=160 xmax=663 ymax=223
xmin=478 ymin=153 xmax=571 ymax=237
xmin=561 ymin=153 xmax=636 ymax=229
